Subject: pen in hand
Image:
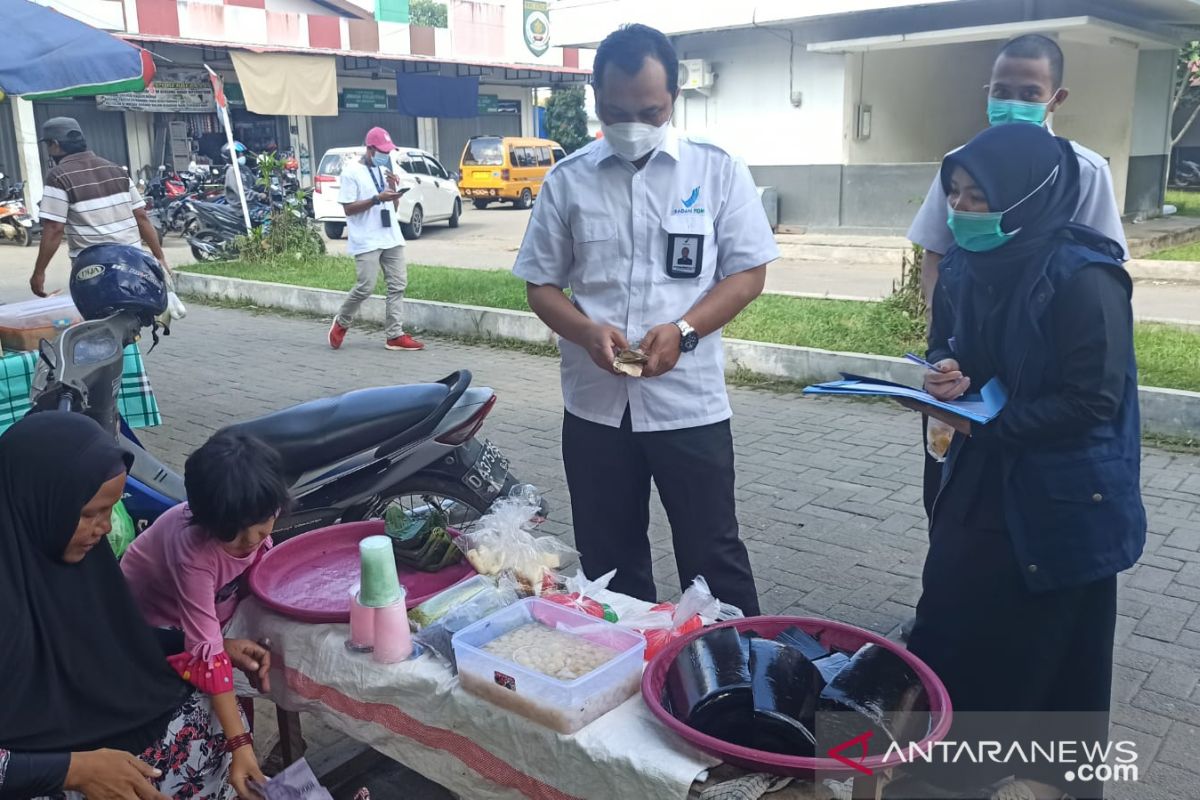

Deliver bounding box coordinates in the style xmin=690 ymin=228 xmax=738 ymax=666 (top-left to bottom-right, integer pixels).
xmin=904 ymin=352 xmax=943 ymax=371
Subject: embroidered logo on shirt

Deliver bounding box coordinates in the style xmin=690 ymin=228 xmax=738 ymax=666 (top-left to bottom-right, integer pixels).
xmin=673 ymin=186 xmax=706 ymax=216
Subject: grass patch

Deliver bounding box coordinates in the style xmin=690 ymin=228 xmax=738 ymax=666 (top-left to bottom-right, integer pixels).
xmin=1147 ymin=191 xmax=1200 ymax=260
xmin=1165 ymin=189 xmax=1200 ymax=218
xmin=186 ymin=257 xmax=1200 ymax=393
xmin=1145 ymin=240 xmax=1200 ymax=261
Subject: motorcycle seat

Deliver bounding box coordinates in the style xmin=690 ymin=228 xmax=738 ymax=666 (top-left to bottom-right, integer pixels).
xmin=226 ymin=384 xmax=449 ymax=481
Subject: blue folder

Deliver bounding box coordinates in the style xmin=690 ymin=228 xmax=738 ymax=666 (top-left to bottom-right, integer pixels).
xmin=803 ymin=374 xmax=1009 ymax=425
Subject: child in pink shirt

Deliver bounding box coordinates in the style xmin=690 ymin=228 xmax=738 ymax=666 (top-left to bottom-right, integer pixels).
xmin=122 ymin=431 xmax=290 ymax=798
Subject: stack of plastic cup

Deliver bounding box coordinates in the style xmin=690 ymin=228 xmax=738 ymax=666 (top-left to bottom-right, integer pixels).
xmin=345 ymin=536 xmax=413 ymax=663
xmin=346 ymin=583 xmax=375 ymax=653
xmin=358 ymin=535 xmax=403 ymax=607
xmin=372 ymin=588 xmax=412 ymax=664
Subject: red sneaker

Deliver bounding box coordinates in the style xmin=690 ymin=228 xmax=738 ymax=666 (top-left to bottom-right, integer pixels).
xmin=385 ymin=333 xmax=425 ymax=351
xmin=328 ymin=321 xmax=348 ymax=350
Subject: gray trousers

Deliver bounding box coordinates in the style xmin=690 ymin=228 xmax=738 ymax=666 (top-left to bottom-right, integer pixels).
xmin=336 ymin=245 xmax=407 ymax=339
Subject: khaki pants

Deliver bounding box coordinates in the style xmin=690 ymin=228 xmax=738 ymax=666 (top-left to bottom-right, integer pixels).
xmin=336 ymin=245 xmax=407 ymax=339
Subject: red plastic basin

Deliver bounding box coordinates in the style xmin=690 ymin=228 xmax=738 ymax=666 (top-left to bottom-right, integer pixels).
xmin=248 ymin=520 xmax=476 ymax=623
xmin=641 ymin=616 xmax=952 ymax=779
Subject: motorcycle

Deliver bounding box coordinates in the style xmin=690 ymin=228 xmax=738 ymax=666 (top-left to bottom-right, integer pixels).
xmin=30 ymin=310 xmax=519 ymax=538
xmin=187 ymin=191 xmax=322 ymax=262
xmin=0 ymin=172 xmax=37 ymax=247
xmin=1172 ymin=159 xmax=1200 ymax=188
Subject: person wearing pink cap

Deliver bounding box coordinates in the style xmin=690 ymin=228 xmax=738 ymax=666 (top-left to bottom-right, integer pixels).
xmin=329 ymin=126 xmax=425 ymax=351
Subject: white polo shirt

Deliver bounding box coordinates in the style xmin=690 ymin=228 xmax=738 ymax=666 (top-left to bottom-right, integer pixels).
xmin=513 ymin=127 xmax=780 ymax=433
xmin=907 ymin=131 xmax=1129 ymax=260
xmin=338 ymin=160 xmax=405 ymax=256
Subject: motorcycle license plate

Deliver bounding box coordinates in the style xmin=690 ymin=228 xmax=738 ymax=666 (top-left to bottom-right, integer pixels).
xmin=463 ymin=438 xmax=509 ymax=500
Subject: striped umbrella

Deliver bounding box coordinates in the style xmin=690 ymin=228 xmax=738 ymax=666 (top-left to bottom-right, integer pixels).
xmin=0 ymin=0 xmax=154 ymax=100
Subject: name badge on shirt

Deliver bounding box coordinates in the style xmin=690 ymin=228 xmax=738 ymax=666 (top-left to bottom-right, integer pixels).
xmin=665 ymin=233 xmax=703 ymax=279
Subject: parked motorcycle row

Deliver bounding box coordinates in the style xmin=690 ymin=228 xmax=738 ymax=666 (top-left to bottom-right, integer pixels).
xmin=0 ymin=170 xmax=38 ymax=247
xmin=136 ymin=150 xmax=315 ymax=259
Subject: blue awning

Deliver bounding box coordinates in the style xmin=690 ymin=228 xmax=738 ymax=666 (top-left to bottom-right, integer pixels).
xmin=395 ymin=73 xmax=479 ymax=119
xmin=0 ymin=1 xmax=153 ymax=99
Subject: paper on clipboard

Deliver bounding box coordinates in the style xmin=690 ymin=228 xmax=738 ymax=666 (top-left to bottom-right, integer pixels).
xmin=803 ymin=374 xmax=1008 ymax=425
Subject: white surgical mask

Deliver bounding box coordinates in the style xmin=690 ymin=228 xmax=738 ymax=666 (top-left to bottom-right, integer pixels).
xmin=600 ymin=120 xmax=670 ymax=161
xmin=237 ymin=155 xmax=246 ymax=167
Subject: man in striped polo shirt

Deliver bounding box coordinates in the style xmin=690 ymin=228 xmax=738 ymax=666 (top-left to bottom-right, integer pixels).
xmin=30 ymin=117 xmax=170 ymax=297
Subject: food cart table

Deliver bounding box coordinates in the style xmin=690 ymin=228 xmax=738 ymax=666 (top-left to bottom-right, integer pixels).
xmin=0 ymin=344 xmax=161 ymax=432
xmin=228 ymin=595 xmax=724 ymax=800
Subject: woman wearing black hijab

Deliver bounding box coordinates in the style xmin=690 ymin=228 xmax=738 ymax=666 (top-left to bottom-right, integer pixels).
xmin=895 ymin=124 xmax=1146 ymax=800
xmin=0 ymin=413 xmax=237 ymax=800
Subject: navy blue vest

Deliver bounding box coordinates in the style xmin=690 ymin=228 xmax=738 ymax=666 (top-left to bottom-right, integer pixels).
xmin=936 ymin=237 xmax=1147 ymax=592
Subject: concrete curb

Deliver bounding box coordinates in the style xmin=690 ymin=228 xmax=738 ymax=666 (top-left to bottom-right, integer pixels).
xmin=1127 ymin=258 xmax=1200 ymax=282
xmin=176 ymin=271 xmax=1200 ymax=440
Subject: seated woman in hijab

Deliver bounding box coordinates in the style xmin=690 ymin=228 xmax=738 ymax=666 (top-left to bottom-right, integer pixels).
xmin=0 ymin=413 xmax=250 ymax=800
xmin=894 ymin=123 xmax=1146 ymax=800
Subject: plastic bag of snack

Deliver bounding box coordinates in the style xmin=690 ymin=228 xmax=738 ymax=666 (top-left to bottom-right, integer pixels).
xmin=453 ymin=491 xmax=576 ymax=595
xmin=413 ymin=576 xmax=521 ymax=671
xmin=619 ymin=575 xmax=742 ymax=660
xmin=544 ymin=569 xmax=619 ymax=622
xmin=926 ymin=417 xmax=955 ymax=462
xmin=408 ymin=574 xmax=495 ymax=629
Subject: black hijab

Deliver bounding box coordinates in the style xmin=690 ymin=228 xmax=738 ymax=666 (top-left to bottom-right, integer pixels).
xmin=0 ymin=412 xmax=188 ymax=752
xmin=940 ymin=122 xmax=1082 ymax=290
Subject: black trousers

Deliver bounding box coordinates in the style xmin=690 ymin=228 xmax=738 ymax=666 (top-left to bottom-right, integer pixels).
xmin=907 ymin=512 xmax=1116 ymax=798
xmin=561 ymin=409 xmax=761 ymax=616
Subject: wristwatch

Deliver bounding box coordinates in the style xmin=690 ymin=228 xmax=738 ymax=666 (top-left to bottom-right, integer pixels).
xmin=674 ymin=319 xmax=700 ymax=353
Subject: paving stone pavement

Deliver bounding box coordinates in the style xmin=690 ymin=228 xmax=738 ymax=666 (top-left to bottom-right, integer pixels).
xmin=140 ymin=304 xmax=1199 ymax=799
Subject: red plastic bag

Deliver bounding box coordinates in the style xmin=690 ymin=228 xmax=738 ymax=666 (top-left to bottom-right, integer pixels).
xmin=543 ymin=569 xmax=619 ymax=622
xmin=619 ymin=576 xmax=742 ymax=660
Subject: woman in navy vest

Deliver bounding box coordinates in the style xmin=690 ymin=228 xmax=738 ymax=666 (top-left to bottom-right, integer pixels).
xmin=896 ymin=123 xmax=1146 ymax=800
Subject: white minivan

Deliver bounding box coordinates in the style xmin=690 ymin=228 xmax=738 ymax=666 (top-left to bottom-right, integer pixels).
xmin=312 ymin=146 xmax=462 ymax=240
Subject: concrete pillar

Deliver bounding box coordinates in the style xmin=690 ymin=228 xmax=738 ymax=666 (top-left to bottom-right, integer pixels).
xmin=1128 ymin=48 xmax=1174 ymax=218
xmin=124 ymin=111 xmax=156 ymax=182
xmin=417 ymin=117 xmax=439 ymax=159
xmin=12 ymin=98 xmax=43 ymax=219
xmin=289 ymin=115 xmax=316 ymax=187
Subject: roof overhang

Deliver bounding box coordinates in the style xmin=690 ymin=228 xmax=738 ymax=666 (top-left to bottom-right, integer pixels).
xmin=806 ymin=15 xmax=1183 ymax=53
xmin=124 ymin=34 xmax=591 ymax=86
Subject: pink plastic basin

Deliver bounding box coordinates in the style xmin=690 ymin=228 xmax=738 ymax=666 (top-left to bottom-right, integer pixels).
xmin=641 ymin=616 xmax=953 ymax=779
xmin=248 ymin=520 xmax=476 ymax=623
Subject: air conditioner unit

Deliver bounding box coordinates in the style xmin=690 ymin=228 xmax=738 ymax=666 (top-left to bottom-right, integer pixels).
xmin=678 ymin=59 xmax=714 ymax=91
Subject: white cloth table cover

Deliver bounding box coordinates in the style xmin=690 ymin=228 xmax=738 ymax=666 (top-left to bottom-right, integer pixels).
xmin=228 ymin=593 xmax=717 ymax=800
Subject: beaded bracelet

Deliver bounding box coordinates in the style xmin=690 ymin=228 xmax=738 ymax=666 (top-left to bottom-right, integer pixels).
xmin=224 ymin=733 xmax=254 ymax=754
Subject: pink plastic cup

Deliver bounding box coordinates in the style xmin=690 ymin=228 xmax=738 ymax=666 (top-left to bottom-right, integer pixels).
xmin=372 ymin=593 xmax=412 ymax=664
xmin=346 ymin=588 xmax=375 ymax=653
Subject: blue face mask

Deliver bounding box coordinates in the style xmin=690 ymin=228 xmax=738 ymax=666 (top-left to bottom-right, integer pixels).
xmin=987 ymin=97 xmax=1050 ymax=126
xmin=946 ymin=165 xmax=1060 ymax=253
xmin=372 ymin=152 xmax=390 ymax=168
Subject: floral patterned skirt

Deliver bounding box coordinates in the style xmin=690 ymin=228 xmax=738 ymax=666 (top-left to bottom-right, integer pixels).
xmin=42 ymin=691 xmax=235 ymax=800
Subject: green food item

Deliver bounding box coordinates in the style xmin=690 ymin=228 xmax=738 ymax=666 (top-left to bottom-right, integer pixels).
xmin=385 ymin=506 xmax=432 ymax=545
xmin=393 ymin=526 xmax=464 ymax=573
xmin=107 ymin=500 xmax=135 ymax=559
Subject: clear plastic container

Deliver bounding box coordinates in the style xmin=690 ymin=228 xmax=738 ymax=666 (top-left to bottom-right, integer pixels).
xmin=453 ymin=597 xmax=646 ymax=734
xmin=0 ymin=296 xmax=81 ymax=352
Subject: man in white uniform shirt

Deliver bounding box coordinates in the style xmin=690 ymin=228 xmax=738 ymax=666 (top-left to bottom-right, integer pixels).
xmin=909 ymin=34 xmax=1128 ymax=307
xmin=329 ymin=126 xmax=424 ymax=352
xmin=513 ymin=24 xmax=779 ymax=615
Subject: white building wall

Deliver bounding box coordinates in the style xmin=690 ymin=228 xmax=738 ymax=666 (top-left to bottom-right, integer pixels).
xmin=1130 ymin=48 xmax=1173 ymax=157
xmin=845 ymin=41 xmax=994 ymax=165
xmin=669 ymin=28 xmax=846 ymax=166
xmin=1052 ymin=40 xmax=1139 ymax=208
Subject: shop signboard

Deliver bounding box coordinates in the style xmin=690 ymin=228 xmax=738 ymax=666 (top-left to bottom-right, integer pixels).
xmin=523 ymin=0 xmax=550 ymax=57
xmin=478 ymin=94 xmax=520 ymax=115
xmin=97 ymin=69 xmax=215 ymax=113
xmin=341 ymin=88 xmax=390 ymax=111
